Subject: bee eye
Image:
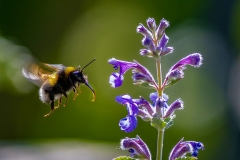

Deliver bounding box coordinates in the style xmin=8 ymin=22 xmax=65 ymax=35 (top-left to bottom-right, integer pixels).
xmin=73 ymin=71 xmax=79 ymax=75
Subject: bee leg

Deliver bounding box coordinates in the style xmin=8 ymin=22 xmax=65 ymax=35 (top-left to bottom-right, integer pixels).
xmin=73 ymin=87 xmax=79 ymax=100
xmin=55 ymin=97 xmax=62 ymax=109
xmin=78 ymin=83 xmax=82 ymax=92
xmin=63 ymin=93 xmax=68 ymax=107
xmin=44 ymin=100 xmax=54 ymax=117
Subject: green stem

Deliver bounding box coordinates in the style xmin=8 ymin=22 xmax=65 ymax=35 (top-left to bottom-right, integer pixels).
xmin=157 ymin=129 xmax=164 ymax=160
xmin=156 ymin=58 xmax=164 ymax=160
xmin=156 ymin=58 xmax=162 ymax=97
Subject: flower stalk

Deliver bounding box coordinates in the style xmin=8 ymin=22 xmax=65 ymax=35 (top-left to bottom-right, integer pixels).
xmin=109 ymin=17 xmax=204 ymax=160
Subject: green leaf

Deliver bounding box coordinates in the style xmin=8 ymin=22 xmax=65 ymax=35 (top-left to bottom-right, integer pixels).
xmin=165 ymin=119 xmax=174 ymax=129
xmin=113 ymin=156 xmax=135 ymax=160
xmin=163 ymin=78 xmax=181 ymax=90
xmin=133 ymin=82 xmax=155 ymax=89
xmin=151 ymin=116 xmax=167 ymax=130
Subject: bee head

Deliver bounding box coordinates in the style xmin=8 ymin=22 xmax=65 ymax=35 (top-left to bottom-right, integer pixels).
xmin=72 ymin=58 xmax=96 ymax=101
xmin=72 ymin=70 xmax=86 ymax=83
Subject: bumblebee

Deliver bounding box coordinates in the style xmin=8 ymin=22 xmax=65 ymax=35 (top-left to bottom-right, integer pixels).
xmin=22 ymin=58 xmax=96 ymax=117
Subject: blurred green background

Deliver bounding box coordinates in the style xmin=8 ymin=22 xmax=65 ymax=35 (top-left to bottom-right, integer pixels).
xmin=0 ymin=0 xmax=239 ymax=159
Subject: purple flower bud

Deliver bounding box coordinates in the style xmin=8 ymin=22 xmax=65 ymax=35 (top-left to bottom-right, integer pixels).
xmin=133 ymin=96 xmax=154 ymax=116
xmin=131 ymin=60 xmax=156 ymax=87
xmin=160 ymin=46 xmax=174 ymax=56
xmin=150 ymin=92 xmax=158 ymax=104
xmin=119 ymin=115 xmax=138 ymax=132
xmin=150 ymin=92 xmax=169 ymax=106
xmin=164 ymin=69 xmax=184 ymax=88
xmin=120 ymin=136 xmax=151 ymax=160
xmin=158 ymin=33 xmax=169 ymax=50
xmin=163 ymin=99 xmax=184 ymax=119
xmin=156 ymin=18 xmax=170 ymax=38
xmin=155 ymin=96 xmax=169 ymax=117
xmin=139 ymin=49 xmax=153 ymax=57
xmin=137 ymin=23 xmax=152 ymax=37
xmin=138 ymin=109 xmax=152 ymax=121
xmin=169 ymin=138 xmax=204 ymax=160
xmin=146 ymin=17 xmax=156 ymax=31
xmin=142 ymin=36 xmax=152 ymax=47
xmin=170 ymin=53 xmax=203 ymax=71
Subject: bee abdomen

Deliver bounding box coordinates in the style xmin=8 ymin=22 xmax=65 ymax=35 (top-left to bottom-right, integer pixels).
xmin=39 ymin=88 xmax=51 ymax=103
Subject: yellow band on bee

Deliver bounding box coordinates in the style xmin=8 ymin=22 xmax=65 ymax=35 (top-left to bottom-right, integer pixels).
xmin=48 ymin=73 xmax=59 ymax=86
xmin=65 ymin=67 xmax=75 ymax=75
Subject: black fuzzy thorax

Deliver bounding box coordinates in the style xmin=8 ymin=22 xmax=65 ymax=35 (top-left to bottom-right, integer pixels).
xmin=42 ymin=69 xmax=79 ymax=96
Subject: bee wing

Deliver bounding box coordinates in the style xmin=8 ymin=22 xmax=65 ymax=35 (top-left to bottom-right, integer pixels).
xmin=22 ymin=63 xmax=65 ymax=87
xmin=41 ymin=63 xmax=66 ymax=71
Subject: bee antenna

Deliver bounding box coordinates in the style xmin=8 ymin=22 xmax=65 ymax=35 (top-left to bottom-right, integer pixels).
xmin=80 ymin=58 xmax=96 ymax=72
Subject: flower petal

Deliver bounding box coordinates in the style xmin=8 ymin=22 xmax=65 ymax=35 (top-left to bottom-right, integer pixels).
xmin=156 ymin=18 xmax=170 ymax=38
xmin=115 ymin=95 xmax=139 ymax=115
xmin=108 ymin=58 xmax=136 ymax=87
xmin=133 ymin=96 xmax=154 ymax=116
xmin=132 ymin=60 xmax=156 ymax=86
xmin=170 ymin=53 xmax=203 ymax=71
xmin=119 ymin=115 xmax=137 ymax=132
xmin=120 ymin=135 xmax=151 ymax=159
xmin=169 ymin=138 xmax=204 ymax=160
xmin=136 ymin=23 xmax=152 ymax=37
xmin=163 ymin=99 xmax=184 ymax=119
xmin=146 ymin=17 xmax=156 ymax=31
xmin=109 ymin=72 xmax=123 ymax=88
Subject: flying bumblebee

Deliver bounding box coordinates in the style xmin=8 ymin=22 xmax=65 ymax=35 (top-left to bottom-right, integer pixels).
xmin=22 ymin=58 xmax=96 ymax=117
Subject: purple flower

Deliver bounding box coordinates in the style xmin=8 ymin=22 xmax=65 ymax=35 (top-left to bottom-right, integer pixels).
xmin=108 ymin=58 xmax=156 ymax=88
xmin=169 ymin=138 xmax=204 ymax=160
xmin=163 ymin=99 xmax=184 ymax=119
xmin=116 ymin=95 xmax=139 ymax=132
xmin=146 ymin=17 xmax=156 ymax=31
xmin=139 ymin=49 xmax=152 ymax=57
xmin=142 ymin=36 xmax=155 ymax=52
xmin=120 ymin=135 xmax=151 ymax=160
xmin=136 ymin=23 xmax=152 ymax=38
xmin=108 ymin=58 xmax=136 ymax=88
xmin=155 ymin=96 xmax=169 ymax=117
xmin=116 ymin=94 xmax=154 ymax=132
xmin=170 ymin=53 xmax=203 ymax=71
xmin=116 ymin=94 xmax=139 ymax=115
xmin=156 ymin=18 xmax=170 ymax=38
xmin=161 ymin=47 xmax=174 ymax=56
xmin=163 ymin=53 xmax=203 ymax=88
xmin=158 ymin=33 xmax=169 ymax=51
xmin=133 ymin=96 xmax=154 ymax=116
xmin=132 ymin=60 xmax=156 ymax=87
xmin=119 ymin=115 xmax=138 ymax=132
xmin=142 ymin=36 xmax=152 ymax=47
xmin=150 ymin=92 xmax=169 ymax=106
